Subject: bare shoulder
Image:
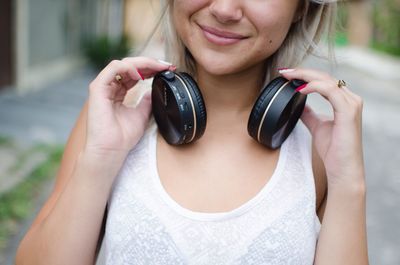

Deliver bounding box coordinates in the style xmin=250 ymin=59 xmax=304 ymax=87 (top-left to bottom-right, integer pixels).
xmin=311 ymin=142 xmax=328 ymax=223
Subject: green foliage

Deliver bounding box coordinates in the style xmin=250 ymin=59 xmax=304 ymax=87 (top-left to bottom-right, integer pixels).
xmin=371 ymin=0 xmax=400 ymax=57
xmin=0 ymin=145 xmax=63 ymax=249
xmin=84 ymin=34 xmax=133 ymax=70
xmin=334 ymin=2 xmax=349 ymax=46
xmin=0 ymin=136 xmax=12 ymax=147
xmin=335 ymin=31 xmax=349 ymax=47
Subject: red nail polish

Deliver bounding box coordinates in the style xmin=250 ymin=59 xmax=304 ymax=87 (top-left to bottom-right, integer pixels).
xmin=278 ymin=67 xmax=288 ymax=71
xmin=295 ymin=84 xmax=307 ymax=92
xmin=137 ymin=70 xmax=144 ymax=80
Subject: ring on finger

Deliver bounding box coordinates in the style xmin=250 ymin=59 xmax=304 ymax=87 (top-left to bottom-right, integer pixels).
xmin=115 ymin=74 xmax=123 ymax=82
xmin=337 ymin=79 xmax=346 ymax=88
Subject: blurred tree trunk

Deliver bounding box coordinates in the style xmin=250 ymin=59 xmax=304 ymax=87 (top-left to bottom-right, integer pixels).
xmin=347 ymin=0 xmax=372 ymax=47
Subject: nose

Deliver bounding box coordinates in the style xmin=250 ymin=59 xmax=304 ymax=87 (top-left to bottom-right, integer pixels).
xmin=209 ymin=0 xmax=243 ymax=24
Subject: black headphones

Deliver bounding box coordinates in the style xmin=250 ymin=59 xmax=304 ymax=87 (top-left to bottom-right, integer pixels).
xmin=151 ymin=70 xmax=307 ymax=149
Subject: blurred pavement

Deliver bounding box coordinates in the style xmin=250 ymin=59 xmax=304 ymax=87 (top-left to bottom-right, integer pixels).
xmin=303 ymin=48 xmax=400 ymax=265
xmin=0 ymin=44 xmax=399 ymax=265
xmin=0 ymin=69 xmax=91 ymax=145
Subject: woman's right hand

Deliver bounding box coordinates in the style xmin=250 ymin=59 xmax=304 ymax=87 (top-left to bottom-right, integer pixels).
xmin=15 ymin=57 xmax=176 ymax=265
xmin=85 ymin=57 xmax=175 ymax=157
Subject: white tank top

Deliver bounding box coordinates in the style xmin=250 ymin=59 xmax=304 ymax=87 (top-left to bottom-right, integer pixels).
xmin=96 ymin=121 xmax=321 ymax=265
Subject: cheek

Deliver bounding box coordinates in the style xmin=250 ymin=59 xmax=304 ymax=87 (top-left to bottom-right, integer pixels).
xmin=173 ymin=0 xmax=206 ymax=16
xmin=252 ymin=16 xmax=294 ymax=57
xmin=247 ymin=1 xmax=297 ymax=50
xmin=264 ymin=20 xmax=291 ymax=44
xmin=172 ymin=0 xmax=206 ymax=42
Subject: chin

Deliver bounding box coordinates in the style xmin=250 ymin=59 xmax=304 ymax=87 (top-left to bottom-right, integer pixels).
xmin=195 ymin=54 xmax=249 ymax=76
xmin=201 ymin=64 xmax=238 ymax=76
xmin=199 ymin=60 xmax=261 ymax=78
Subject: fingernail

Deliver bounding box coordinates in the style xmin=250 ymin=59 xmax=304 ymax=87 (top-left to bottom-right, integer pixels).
xmin=277 ymin=67 xmax=289 ymax=71
xmin=295 ymin=84 xmax=307 ymax=92
xmin=157 ymin=59 xmax=173 ymax=66
xmin=279 ymin=68 xmax=295 ymax=74
xmin=137 ymin=70 xmax=144 ymax=80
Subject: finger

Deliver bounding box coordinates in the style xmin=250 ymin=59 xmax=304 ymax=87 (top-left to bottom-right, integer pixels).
xmin=278 ymin=68 xmax=334 ymax=83
xmin=93 ymin=57 xmax=175 ymax=88
xmin=94 ymin=60 xmax=142 ymax=87
xmin=113 ymin=83 xmax=129 ymax=103
xmin=134 ymin=90 xmax=152 ymax=121
xmin=341 ymin=86 xmax=364 ymax=121
xmin=300 ymin=104 xmax=321 ymax=135
xmin=121 ymin=57 xmax=176 ymax=79
xmin=297 ymin=80 xmax=350 ymax=114
xmin=326 ymin=81 xmax=362 ymax=109
xmin=280 ymin=67 xmax=359 ymax=105
xmin=122 ymin=79 xmax=137 ymax=90
xmin=108 ymin=82 xmax=120 ymax=101
xmin=342 ymin=85 xmax=363 ymax=104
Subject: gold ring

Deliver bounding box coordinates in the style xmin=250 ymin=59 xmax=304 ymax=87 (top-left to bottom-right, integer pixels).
xmin=115 ymin=74 xmax=123 ymax=82
xmin=337 ymin=79 xmax=346 ymax=88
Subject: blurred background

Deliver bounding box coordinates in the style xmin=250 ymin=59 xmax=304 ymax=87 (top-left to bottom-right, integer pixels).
xmin=0 ymin=0 xmax=399 ymax=264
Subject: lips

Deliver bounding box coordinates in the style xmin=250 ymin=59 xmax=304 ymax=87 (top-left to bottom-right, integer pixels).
xmin=198 ymin=24 xmax=247 ymax=45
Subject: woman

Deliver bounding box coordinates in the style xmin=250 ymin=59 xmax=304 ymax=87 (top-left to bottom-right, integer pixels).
xmin=16 ymin=0 xmax=368 ymax=264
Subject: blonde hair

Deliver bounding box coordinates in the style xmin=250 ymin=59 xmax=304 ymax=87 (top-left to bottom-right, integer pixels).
xmin=145 ymin=0 xmax=338 ymax=84
xmin=131 ymin=1 xmax=337 ymax=127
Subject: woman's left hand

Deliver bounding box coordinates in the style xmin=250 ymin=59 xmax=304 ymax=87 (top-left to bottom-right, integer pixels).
xmin=279 ymin=68 xmax=365 ymax=189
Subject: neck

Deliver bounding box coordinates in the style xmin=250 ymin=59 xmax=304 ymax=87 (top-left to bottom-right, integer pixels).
xmin=195 ymin=62 xmax=266 ymax=118
xmin=192 ymin=62 xmax=267 ymax=140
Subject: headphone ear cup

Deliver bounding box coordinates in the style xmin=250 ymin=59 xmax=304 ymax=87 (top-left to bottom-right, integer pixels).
xmin=248 ymin=77 xmax=307 ymax=149
xmin=178 ymin=72 xmax=207 ymax=142
xmin=248 ymin=77 xmax=287 ymax=141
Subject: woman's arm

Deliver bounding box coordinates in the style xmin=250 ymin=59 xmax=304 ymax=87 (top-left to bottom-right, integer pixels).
xmin=312 ymin=143 xmax=328 ymax=223
xmin=15 ymin=100 xmax=130 ymax=264
xmin=315 ymin=179 xmax=367 ymax=264
xmin=16 ymin=126 xmax=128 ymax=264
xmin=280 ymin=68 xmax=369 ymax=265
xmin=15 ymin=57 xmax=175 ymax=265
xmin=314 ymin=144 xmax=367 ymax=264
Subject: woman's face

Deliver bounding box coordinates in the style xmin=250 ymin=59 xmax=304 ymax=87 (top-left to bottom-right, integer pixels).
xmin=172 ymin=0 xmax=301 ymax=75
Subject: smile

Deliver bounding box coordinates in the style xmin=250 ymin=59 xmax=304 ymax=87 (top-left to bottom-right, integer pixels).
xmin=199 ymin=25 xmax=247 ymax=46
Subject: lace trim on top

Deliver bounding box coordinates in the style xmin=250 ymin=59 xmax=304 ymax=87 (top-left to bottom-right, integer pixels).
xmin=148 ymin=124 xmax=289 ymax=222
